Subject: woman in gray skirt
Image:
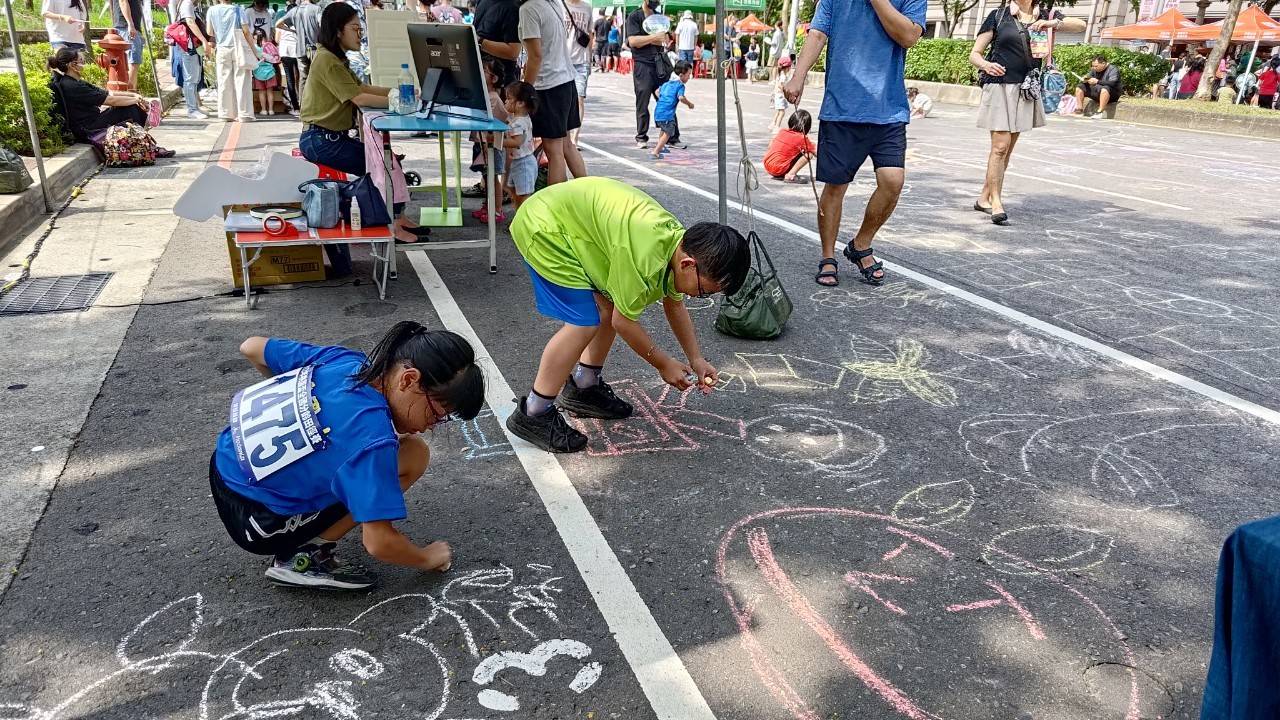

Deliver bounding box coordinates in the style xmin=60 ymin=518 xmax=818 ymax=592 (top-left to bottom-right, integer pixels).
xmin=969 ymin=0 xmax=1082 ymax=225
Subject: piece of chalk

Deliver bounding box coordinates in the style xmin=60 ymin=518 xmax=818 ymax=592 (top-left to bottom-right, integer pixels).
xmin=703 ymin=376 xmax=715 ymax=385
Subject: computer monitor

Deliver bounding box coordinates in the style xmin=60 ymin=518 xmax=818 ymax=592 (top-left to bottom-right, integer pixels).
xmin=407 ymin=23 xmax=491 ymax=119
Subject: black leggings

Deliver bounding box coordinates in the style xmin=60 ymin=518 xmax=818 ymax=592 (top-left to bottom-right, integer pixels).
xmin=281 ymin=56 xmax=301 ymax=110
xmin=83 ymin=105 xmax=148 ymax=134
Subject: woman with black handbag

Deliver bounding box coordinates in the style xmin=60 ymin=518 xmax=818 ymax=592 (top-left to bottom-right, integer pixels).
xmin=969 ymin=0 xmax=1082 ymax=226
xmin=298 ymin=2 xmax=429 ymax=248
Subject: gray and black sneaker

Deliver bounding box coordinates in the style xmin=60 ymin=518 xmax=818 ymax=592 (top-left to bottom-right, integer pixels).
xmin=559 ymin=378 xmax=634 ymax=420
xmin=265 ymin=543 xmax=377 ymax=590
xmin=506 ymin=398 xmax=589 ymax=453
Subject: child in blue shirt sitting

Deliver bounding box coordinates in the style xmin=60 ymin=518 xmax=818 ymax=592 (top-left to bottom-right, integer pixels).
xmin=651 ymin=61 xmax=694 ymax=159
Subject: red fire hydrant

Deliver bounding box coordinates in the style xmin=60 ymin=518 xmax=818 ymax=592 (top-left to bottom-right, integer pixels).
xmin=96 ymin=29 xmax=133 ymax=92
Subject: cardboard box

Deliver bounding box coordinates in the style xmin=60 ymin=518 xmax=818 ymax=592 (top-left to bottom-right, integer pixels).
xmin=223 ymin=203 xmax=327 ymax=288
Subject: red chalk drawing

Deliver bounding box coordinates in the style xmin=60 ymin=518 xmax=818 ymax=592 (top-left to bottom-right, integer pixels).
xmin=945 ymin=580 xmax=1046 ymax=640
xmin=716 ymin=507 xmax=1143 ymax=720
xmin=570 ymin=379 xmax=746 ymax=457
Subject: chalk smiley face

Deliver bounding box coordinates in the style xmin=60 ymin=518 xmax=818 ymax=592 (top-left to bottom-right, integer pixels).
xmin=716 ymin=508 xmax=1144 ymax=720
xmin=745 ymin=408 xmax=885 ymax=476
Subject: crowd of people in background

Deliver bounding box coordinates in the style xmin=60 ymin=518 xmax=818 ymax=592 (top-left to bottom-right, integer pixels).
xmin=1163 ymin=45 xmax=1279 ymax=107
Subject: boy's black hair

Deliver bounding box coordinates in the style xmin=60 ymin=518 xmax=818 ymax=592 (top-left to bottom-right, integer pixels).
xmin=353 ymin=321 xmax=486 ymax=420
xmin=1092 ymin=54 xmax=1108 ymax=63
xmin=504 ymin=81 xmax=540 ymax=115
xmin=788 ymin=109 xmax=812 ymax=134
xmin=682 ymin=222 xmax=751 ymax=297
xmin=674 ymin=60 xmax=693 ymax=76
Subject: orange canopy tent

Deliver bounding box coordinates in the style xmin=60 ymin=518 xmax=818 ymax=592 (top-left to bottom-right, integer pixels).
xmin=736 ymin=13 xmax=772 ymax=33
xmin=1099 ymin=7 xmax=1199 ymax=41
xmin=1180 ymin=5 xmax=1280 ymax=42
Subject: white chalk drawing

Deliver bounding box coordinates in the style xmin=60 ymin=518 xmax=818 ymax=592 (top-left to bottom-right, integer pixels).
xmin=960 ymin=408 xmax=1240 ymax=512
xmin=2 ymin=564 xmax=600 ymax=720
xmin=471 ymin=639 xmax=602 ymax=711
xmin=457 ymin=407 xmax=514 ymax=461
xmin=745 ymin=406 xmax=886 ymax=477
xmin=982 ymin=525 xmax=1115 ymax=577
xmin=952 ymin=329 xmax=1116 ymax=380
xmin=735 ymin=334 xmax=958 ymax=407
xmin=890 ymin=480 xmax=977 ymax=527
xmin=810 ymin=285 xmax=953 ymax=312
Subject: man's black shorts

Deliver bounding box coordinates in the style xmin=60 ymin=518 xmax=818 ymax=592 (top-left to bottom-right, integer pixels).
xmin=209 ymin=454 xmax=347 ymax=557
xmin=531 ymin=80 xmax=581 ymax=140
xmin=816 ymin=120 xmax=907 ymax=185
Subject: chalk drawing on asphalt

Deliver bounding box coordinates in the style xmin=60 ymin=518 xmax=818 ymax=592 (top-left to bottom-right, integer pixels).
xmin=960 ymin=408 xmax=1240 ymax=512
xmin=982 ymin=525 xmax=1115 ymax=577
xmin=810 ymin=285 xmax=953 ymax=312
xmin=890 ymin=480 xmax=976 ymax=527
xmin=745 ymin=406 xmax=886 ymax=477
xmin=571 ymin=379 xmax=747 ymax=457
xmin=716 ymin=507 xmax=1145 ymax=720
xmin=458 ymin=407 xmax=514 ymax=461
xmin=1 ymin=564 xmax=598 ymax=720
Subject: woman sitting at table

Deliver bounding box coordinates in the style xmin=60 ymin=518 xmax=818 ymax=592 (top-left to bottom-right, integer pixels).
xmin=299 ymin=2 xmax=427 ymax=245
xmin=47 ymin=47 xmax=174 ymax=157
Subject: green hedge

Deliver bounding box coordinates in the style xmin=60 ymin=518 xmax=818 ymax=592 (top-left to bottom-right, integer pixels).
xmin=2 ymin=41 xmax=160 ymax=156
xmin=900 ymin=38 xmax=1169 ymax=96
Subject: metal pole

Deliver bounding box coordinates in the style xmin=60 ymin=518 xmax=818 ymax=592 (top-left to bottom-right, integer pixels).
xmin=716 ymin=0 xmax=727 ymax=224
xmin=4 ymin=0 xmax=51 ymax=213
xmin=1237 ymin=38 xmax=1257 ymax=104
xmin=1084 ymin=0 xmax=1101 ymax=42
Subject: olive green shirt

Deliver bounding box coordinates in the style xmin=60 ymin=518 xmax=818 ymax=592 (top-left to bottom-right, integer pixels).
xmin=510 ymin=177 xmax=685 ymax=321
xmin=300 ymin=48 xmax=359 ymax=131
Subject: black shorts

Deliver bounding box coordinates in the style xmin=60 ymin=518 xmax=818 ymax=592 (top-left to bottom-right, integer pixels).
xmin=816 ymin=120 xmax=907 ymax=185
xmin=1083 ymin=83 xmax=1118 ymax=100
xmin=531 ymin=80 xmax=581 ymax=140
xmin=655 ymin=119 xmax=678 ymax=138
xmin=209 ymin=454 xmax=347 ymax=557
xmin=608 ymin=42 xmax=621 ymax=57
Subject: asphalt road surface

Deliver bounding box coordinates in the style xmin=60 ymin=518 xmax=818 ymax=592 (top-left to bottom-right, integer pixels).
xmin=1 ymin=72 xmax=1277 ymax=720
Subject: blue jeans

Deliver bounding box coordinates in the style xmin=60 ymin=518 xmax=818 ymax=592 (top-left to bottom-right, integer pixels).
xmin=678 ymin=49 xmax=695 ymax=66
xmin=180 ymin=51 xmax=203 ymax=112
xmin=299 ymin=126 xmax=405 ymax=275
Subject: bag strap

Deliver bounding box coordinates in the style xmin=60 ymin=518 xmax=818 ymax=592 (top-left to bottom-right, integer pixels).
xmin=297 ymin=178 xmax=347 ymax=192
xmin=559 ymin=0 xmax=586 ymax=36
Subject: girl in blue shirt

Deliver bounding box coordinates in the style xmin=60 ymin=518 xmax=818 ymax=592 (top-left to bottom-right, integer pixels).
xmin=210 ymin=321 xmax=484 ymax=590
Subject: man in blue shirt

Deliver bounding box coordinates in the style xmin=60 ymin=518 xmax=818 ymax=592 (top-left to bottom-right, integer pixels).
xmin=784 ymin=0 xmax=926 ymax=289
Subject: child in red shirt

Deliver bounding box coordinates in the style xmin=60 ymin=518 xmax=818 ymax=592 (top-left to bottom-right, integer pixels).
xmin=762 ymin=110 xmax=817 ymax=182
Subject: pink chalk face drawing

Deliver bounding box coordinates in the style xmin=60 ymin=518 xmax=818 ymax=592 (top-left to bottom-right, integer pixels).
xmin=960 ymin=408 xmax=1242 ymax=512
xmin=716 ymin=508 xmax=1147 ymax=720
xmin=1 ymin=565 xmax=604 ymax=720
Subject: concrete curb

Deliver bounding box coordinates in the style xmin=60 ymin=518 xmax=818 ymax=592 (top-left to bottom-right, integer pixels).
xmin=0 ymin=83 xmax=182 ymax=256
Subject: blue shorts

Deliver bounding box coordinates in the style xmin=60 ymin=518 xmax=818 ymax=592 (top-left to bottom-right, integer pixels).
xmin=816 ymin=120 xmax=907 ymax=185
xmin=509 ymin=154 xmax=537 ymax=196
xmin=114 ymin=26 xmax=145 ymax=65
xmin=525 ymin=263 xmax=600 ymax=327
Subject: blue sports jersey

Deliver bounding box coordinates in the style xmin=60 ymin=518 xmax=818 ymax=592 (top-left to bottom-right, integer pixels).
xmin=213 ymin=339 xmax=406 ymax=524
xmin=654 ymin=78 xmax=685 ymax=122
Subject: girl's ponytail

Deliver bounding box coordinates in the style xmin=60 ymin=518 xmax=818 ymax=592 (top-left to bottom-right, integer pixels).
xmin=354 ymin=322 xmax=485 ymax=420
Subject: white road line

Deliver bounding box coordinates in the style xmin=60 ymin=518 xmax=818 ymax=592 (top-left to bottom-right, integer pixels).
xmin=404 ymin=253 xmax=720 ymax=720
xmin=578 ymin=140 xmax=1280 ymax=427
xmin=909 ymin=151 xmax=1191 ymax=210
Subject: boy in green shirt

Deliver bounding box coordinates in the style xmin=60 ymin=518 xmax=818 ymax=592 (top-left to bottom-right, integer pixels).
xmin=506 ymin=177 xmax=751 ymax=453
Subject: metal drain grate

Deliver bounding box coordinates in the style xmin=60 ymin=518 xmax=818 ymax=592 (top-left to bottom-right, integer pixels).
xmin=102 ymin=166 xmax=180 ymax=180
xmin=0 ymin=273 xmax=113 ymax=315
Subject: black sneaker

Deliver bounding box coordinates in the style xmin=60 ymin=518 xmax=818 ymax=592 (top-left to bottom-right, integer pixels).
xmin=506 ymin=398 xmax=588 ymax=453
xmin=265 ymin=543 xmax=377 ymax=590
xmin=667 ymin=141 xmax=688 ymax=150
xmin=461 ymin=181 xmax=487 ymax=198
xmin=559 ymin=378 xmax=634 ymax=420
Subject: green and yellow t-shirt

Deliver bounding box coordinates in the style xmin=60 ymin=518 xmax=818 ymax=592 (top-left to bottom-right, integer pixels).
xmin=511 ymin=178 xmax=686 ymax=321
xmin=300 ymin=48 xmax=360 ymax=132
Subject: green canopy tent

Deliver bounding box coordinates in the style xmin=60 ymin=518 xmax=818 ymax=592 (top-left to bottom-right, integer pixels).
xmin=590 ymin=0 xmax=763 ymax=221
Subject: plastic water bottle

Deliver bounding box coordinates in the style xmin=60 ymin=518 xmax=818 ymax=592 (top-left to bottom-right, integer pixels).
xmin=398 ymin=64 xmax=417 ymax=113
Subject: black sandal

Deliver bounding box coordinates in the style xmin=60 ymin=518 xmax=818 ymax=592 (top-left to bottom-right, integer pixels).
xmin=992 ymin=212 xmax=1010 ymax=226
xmin=815 ymin=257 xmax=839 ymax=287
xmin=842 ymin=245 xmax=885 ymax=286
xmin=974 ymin=201 xmax=992 ymax=215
